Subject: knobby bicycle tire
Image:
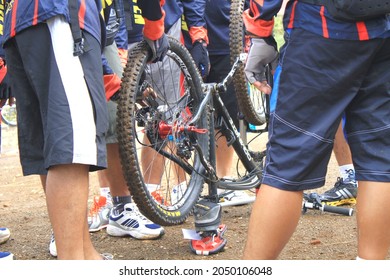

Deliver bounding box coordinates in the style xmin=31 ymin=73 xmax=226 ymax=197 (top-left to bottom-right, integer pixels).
xmin=229 ymin=0 xmax=269 ymax=126
xmin=117 ymin=37 xmax=210 ymax=226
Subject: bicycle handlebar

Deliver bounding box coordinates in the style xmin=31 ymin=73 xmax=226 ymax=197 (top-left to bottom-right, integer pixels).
xmin=302 ymin=201 xmax=354 ymax=216
xmin=302 ymin=192 xmax=354 ymax=216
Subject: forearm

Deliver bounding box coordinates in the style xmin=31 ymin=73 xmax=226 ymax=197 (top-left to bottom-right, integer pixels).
xmin=182 ymin=0 xmax=208 ymax=44
xmin=137 ymin=0 xmax=165 ymax=40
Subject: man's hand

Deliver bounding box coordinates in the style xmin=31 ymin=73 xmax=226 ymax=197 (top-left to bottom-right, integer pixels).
xmin=190 ymin=40 xmax=210 ymax=78
xmin=144 ymin=33 xmax=169 ymax=63
xmin=244 ymin=37 xmax=279 ymax=94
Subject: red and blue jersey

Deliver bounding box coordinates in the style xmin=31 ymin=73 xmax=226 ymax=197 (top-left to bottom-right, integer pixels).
xmin=123 ymin=0 xmax=144 ymax=44
xmin=244 ymin=0 xmax=390 ymax=40
xmin=174 ymin=0 xmax=207 ymax=44
xmin=125 ymin=0 xmax=207 ymax=44
xmin=2 ymin=0 xmax=103 ymax=45
xmin=203 ymin=0 xmax=250 ymax=56
xmin=138 ymin=0 xmax=165 ymax=40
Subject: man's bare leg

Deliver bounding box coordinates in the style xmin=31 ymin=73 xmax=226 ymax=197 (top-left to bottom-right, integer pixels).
xmin=357 ymin=181 xmax=390 ymax=259
xmin=45 ymin=164 xmax=101 ymax=260
xmin=333 ymin=120 xmax=353 ymax=166
xmin=216 ymin=135 xmax=234 ymax=178
xmin=99 ymin=143 xmax=130 ymax=197
xmin=243 ymin=184 xmax=303 ymax=259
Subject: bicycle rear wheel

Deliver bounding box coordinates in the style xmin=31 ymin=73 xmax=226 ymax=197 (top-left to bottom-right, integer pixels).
xmin=117 ymin=37 xmax=209 ymax=226
xmin=229 ymin=0 xmax=269 ymax=126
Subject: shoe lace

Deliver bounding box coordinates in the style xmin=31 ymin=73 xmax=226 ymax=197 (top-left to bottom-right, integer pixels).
xmin=333 ymin=177 xmax=344 ymax=189
xmin=331 ymin=175 xmax=356 ymax=192
xmin=89 ymin=196 xmax=107 ymax=217
xmin=344 ymin=169 xmax=356 ymax=184
xmin=128 ymin=203 xmax=153 ymax=223
xmin=323 ymin=177 xmax=344 ymax=195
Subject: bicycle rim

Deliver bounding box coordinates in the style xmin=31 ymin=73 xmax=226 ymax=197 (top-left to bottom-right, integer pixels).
xmin=229 ymin=0 xmax=269 ymax=126
xmin=117 ymin=37 xmax=209 ymax=226
xmin=1 ymin=104 xmax=17 ymax=126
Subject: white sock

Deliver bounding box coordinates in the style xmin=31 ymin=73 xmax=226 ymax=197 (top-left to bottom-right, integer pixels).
xmin=146 ymin=184 xmax=160 ymax=193
xmin=100 ymin=187 xmax=110 ymax=198
xmin=339 ymin=164 xmax=355 ymax=182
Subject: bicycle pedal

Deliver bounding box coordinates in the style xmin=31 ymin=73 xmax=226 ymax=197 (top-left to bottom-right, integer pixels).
xmin=189 ymin=224 xmax=227 ymax=255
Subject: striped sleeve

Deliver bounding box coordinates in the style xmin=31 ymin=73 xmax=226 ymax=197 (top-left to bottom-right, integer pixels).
xmin=243 ymin=0 xmax=283 ymax=37
xmin=138 ymin=0 xmax=165 ymax=40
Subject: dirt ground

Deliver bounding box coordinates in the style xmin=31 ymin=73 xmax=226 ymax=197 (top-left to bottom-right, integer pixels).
xmin=1 ymin=123 xmax=388 ymax=260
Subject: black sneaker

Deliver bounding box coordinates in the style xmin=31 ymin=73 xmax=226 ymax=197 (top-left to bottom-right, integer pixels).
xmin=319 ymin=177 xmax=357 ymax=206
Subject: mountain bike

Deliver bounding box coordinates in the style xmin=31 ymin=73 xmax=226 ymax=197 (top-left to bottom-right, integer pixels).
xmin=116 ymin=36 xmax=269 ymax=227
xmin=117 ymin=36 xmax=355 ymax=226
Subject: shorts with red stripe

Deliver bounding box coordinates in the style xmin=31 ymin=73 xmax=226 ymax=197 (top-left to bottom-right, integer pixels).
xmin=262 ymin=28 xmax=390 ymax=191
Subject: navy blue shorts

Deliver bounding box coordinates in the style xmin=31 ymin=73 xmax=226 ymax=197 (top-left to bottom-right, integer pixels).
xmin=5 ymin=16 xmax=108 ymax=175
xmin=262 ymin=28 xmax=390 ymax=191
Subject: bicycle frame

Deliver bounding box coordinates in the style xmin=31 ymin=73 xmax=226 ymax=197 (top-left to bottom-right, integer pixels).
xmin=189 ymin=54 xmax=266 ymax=202
xmin=118 ymin=37 xmax=354 ymax=228
xmin=117 ymin=37 xmax=268 ymax=225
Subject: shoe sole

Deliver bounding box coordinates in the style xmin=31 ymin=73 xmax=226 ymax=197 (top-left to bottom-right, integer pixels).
xmin=0 ymin=253 xmax=14 ymax=260
xmin=323 ymin=198 xmax=357 ymax=206
xmin=0 ymin=230 xmax=11 ymax=244
xmin=49 ymin=249 xmax=57 ymax=258
xmin=106 ymin=225 xmax=164 ymax=240
xmin=218 ymin=196 xmax=255 ymax=207
xmin=0 ymin=236 xmax=10 ymax=245
xmin=89 ymin=224 xmax=109 ymax=233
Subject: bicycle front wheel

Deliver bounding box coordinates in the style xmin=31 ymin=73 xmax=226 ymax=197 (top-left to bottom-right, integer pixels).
xmin=229 ymin=0 xmax=269 ymax=126
xmin=117 ymin=37 xmax=209 ymax=226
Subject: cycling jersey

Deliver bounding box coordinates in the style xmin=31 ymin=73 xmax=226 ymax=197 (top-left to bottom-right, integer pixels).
xmin=138 ymin=0 xmax=165 ymax=40
xmin=244 ymin=0 xmax=390 ymax=40
xmin=169 ymin=0 xmax=207 ymax=44
xmin=126 ymin=0 xmax=207 ymax=44
xmin=2 ymin=0 xmax=103 ymax=45
xmin=204 ymin=0 xmax=249 ymax=56
xmin=123 ymin=0 xmax=144 ymax=44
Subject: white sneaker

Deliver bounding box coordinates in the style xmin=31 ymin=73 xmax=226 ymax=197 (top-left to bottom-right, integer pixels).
xmin=88 ymin=195 xmax=111 ymax=232
xmin=0 ymin=252 xmax=14 ymax=260
xmin=101 ymin=253 xmax=114 ymax=260
xmin=0 ymin=227 xmax=11 ymax=244
xmin=219 ymin=190 xmax=255 ymax=206
xmin=48 ymin=232 xmax=112 ymax=259
xmin=49 ymin=231 xmax=57 ymax=257
xmin=106 ymin=203 xmax=164 ymax=239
